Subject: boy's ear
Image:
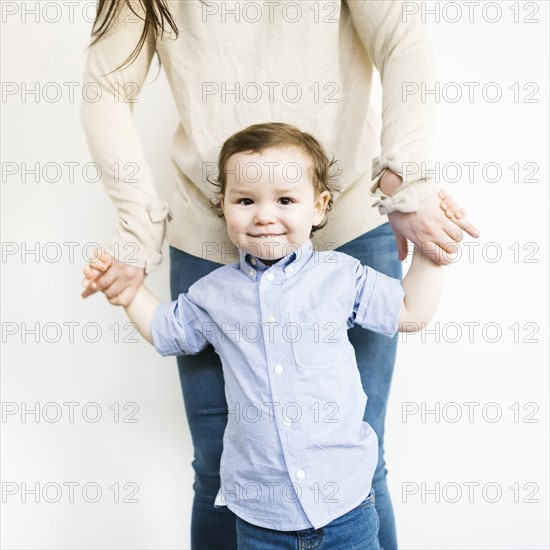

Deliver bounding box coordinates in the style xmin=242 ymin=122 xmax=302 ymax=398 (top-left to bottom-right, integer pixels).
xmin=313 ymin=191 xmax=330 ymax=222
xmin=220 ymin=195 xmax=225 ymax=211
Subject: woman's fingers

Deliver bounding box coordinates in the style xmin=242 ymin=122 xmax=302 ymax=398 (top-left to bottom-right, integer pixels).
xmin=89 ymin=250 xmax=113 ymax=273
xmin=418 ymin=240 xmax=452 ymax=266
xmin=81 ymin=250 xmax=116 ymax=298
xmin=81 ymin=265 xmax=103 ymax=292
xmin=444 ymin=206 xmax=481 ymax=238
xmin=438 ymin=190 xmax=481 ymax=239
xmin=442 ymin=219 xmax=463 ymax=243
xmin=447 ymin=207 xmax=467 ymax=220
xmin=101 ymin=278 xmax=129 ymax=300
xmin=435 ymin=218 xmax=480 ymax=255
xmin=82 ymin=264 xmax=99 ymax=279
xmin=451 ymin=216 xmax=481 ymax=239
xmin=441 ymin=195 xmax=468 ymax=220
xmin=82 ymin=255 xmax=111 ymax=281
xmin=89 ymin=271 xmax=119 ymax=296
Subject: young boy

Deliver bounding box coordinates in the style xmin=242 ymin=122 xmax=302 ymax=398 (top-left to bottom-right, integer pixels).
xmin=86 ymin=123 xmax=458 ymax=549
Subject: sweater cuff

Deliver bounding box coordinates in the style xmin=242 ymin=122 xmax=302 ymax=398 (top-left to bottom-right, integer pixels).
xmin=106 ymin=200 xmax=172 ymax=274
xmin=370 ymin=152 xmax=439 ymax=214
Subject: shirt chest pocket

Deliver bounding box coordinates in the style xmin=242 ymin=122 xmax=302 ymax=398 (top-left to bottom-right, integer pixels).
xmin=286 ymin=308 xmax=352 ymax=369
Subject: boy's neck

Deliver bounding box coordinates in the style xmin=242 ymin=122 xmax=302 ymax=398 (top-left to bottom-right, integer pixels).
xmin=260 ymin=257 xmax=283 ymax=266
xmin=242 ymin=237 xmax=312 ymax=267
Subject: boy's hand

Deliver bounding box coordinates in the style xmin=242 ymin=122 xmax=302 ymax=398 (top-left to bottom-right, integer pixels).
xmin=81 ymin=249 xmax=145 ymax=307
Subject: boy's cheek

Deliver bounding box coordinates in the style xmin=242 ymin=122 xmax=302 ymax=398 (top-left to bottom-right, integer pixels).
xmin=225 ymin=221 xmax=239 ymax=238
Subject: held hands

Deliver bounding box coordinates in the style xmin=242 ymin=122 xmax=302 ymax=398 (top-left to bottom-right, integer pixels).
xmin=81 ymin=250 xmax=145 ymax=307
xmin=81 ymin=189 xmax=476 ymax=304
xmin=386 ymin=188 xmax=480 ymax=266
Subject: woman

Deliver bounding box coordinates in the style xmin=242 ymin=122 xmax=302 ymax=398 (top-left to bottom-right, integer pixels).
xmin=80 ymin=1 xmax=477 ymax=548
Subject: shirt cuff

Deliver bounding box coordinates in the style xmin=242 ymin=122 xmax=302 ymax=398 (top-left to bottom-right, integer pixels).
xmin=151 ymin=300 xmax=190 ymax=356
xmin=356 ymin=270 xmax=404 ymax=338
xmin=107 ymin=200 xmax=172 ymax=274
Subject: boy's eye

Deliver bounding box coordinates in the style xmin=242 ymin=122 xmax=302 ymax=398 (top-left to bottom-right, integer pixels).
xmin=279 ymin=197 xmax=294 ymax=205
xmin=237 ymin=198 xmax=253 ymax=205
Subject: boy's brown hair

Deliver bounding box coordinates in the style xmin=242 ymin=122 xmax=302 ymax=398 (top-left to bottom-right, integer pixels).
xmin=208 ymin=122 xmax=342 ymax=235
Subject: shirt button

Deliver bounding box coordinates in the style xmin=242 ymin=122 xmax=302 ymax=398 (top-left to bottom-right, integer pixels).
xmin=296 ymin=469 xmax=305 ymax=479
xmin=274 ymin=364 xmax=283 ymax=374
xmin=248 ymin=269 xmax=255 ymax=277
xmin=250 ymin=258 xmax=257 ymax=265
xmin=266 ymin=314 xmax=276 ymax=323
xmin=266 ymin=273 xmax=275 ymax=281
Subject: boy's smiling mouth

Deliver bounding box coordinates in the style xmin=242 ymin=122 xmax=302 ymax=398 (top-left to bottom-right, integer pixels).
xmin=248 ymin=233 xmax=286 ymax=238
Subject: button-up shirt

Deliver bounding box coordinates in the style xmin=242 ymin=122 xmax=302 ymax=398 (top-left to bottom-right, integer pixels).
xmin=151 ymin=239 xmax=404 ymax=530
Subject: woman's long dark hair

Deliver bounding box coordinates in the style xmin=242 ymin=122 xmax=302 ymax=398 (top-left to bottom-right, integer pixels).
xmin=87 ymin=0 xmax=180 ymax=72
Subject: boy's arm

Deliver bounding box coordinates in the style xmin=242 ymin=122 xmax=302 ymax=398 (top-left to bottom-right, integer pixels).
xmin=352 ymin=193 xmax=470 ymax=336
xmin=398 ymin=246 xmax=444 ymax=332
xmin=82 ymin=251 xmax=161 ymax=345
xmin=83 ymin=249 xmax=212 ymax=356
xmin=123 ymin=284 xmax=161 ymax=346
xmin=398 ymin=190 xmax=472 ymax=331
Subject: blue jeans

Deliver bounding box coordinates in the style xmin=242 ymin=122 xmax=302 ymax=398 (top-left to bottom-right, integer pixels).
xmin=169 ymin=222 xmax=402 ymax=550
xmin=236 ymin=490 xmax=381 ymax=550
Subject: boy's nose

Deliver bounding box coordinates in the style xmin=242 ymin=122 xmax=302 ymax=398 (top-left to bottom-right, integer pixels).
xmin=253 ymin=205 xmax=276 ymax=224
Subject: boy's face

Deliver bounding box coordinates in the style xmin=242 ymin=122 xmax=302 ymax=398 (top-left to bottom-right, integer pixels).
xmin=220 ymin=146 xmax=330 ymax=264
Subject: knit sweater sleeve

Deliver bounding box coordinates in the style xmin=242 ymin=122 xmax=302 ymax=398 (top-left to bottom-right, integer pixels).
xmin=346 ymin=0 xmax=439 ymax=202
xmin=80 ymin=1 xmax=171 ymax=274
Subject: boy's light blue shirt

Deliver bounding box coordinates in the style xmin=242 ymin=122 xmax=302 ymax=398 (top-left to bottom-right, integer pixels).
xmin=151 ymin=239 xmax=404 ymax=530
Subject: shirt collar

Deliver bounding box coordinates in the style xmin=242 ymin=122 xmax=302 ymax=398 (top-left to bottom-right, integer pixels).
xmin=238 ymin=239 xmax=314 ymax=282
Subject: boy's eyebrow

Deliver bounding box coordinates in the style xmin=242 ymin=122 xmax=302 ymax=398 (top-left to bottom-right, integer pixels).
xmin=227 ymin=187 xmax=300 ymax=195
xmin=227 ymin=188 xmax=252 ymax=195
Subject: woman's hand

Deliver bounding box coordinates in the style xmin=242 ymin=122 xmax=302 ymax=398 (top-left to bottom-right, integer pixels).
xmin=81 ymin=250 xmax=146 ymax=307
xmin=379 ymin=170 xmax=480 ymax=265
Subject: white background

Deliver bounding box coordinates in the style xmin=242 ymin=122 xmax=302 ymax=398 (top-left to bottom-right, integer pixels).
xmin=1 ymin=1 xmax=549 ymax=549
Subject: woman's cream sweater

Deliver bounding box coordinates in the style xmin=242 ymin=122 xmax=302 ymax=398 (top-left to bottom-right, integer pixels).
xmin=81 ymin=0 xmax=438 ymax=271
